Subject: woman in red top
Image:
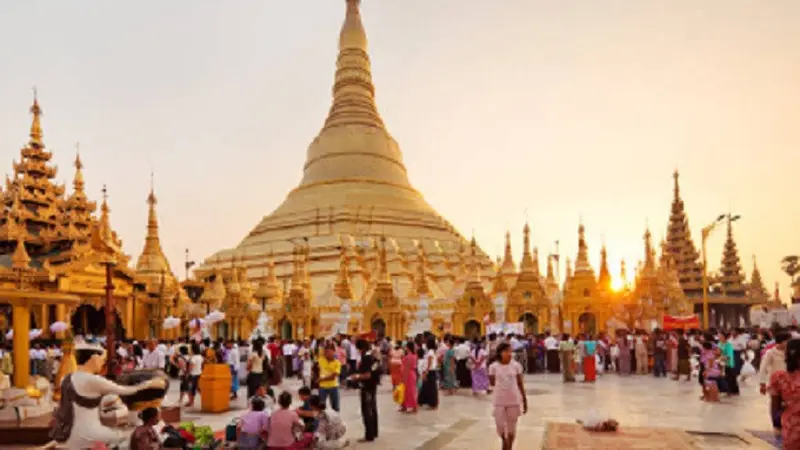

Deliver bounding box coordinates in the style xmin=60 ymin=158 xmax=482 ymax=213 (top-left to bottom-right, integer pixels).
xmin=770 ymin=339 xmax=800 ymax=449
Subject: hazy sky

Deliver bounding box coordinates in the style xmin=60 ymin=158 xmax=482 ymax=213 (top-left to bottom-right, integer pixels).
xmin=1 ymin=1 xmax=798 ymax=296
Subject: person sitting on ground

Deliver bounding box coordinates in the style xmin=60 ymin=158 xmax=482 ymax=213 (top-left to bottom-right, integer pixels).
xmin=237 ymin=396 xmax=270 ymax=449
xmin=266 ymin=391 xmax=313 ymax=449
xmin=129 ymin=407 xmax=162 ymax=450
xmin=309 ymin=394 xmax=348 ymax=449
xmin=296 ymin=386 xmax=318 ymax=433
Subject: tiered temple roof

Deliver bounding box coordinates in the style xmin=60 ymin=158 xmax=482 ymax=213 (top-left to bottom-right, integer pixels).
xmin=717 ymin=215 xmax=746 ymax=297
xmin=665 ymin=171 xmax=704 ymax=297
xmin=0 ymin=94 xmax=126 ymax=269
xmin=749 ymin=256 xmax=769 ymax=303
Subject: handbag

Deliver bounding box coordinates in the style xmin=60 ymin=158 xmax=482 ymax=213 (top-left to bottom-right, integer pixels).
xmin=392 ymin=383 xmax=405 ymax=405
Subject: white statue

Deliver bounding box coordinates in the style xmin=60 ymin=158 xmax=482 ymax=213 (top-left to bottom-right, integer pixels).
xmin=249 ymin=312 xmax=270 ymax=342
xmin=51 ymin=341 xmax=166 ymax=449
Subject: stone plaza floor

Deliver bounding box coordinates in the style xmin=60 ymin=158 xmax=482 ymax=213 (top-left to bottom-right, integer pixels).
xmin=172 ymin=373 xmax=774 ymax=449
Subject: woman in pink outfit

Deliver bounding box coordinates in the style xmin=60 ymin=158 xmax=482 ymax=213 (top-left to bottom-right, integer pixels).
xmin=400 ymin=341 xmax=418 ymax=413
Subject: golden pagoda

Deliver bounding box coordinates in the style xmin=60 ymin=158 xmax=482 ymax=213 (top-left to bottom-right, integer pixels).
xmin=505 ymin=223 xmax=549 ymax=333
xmin=560 ymin=224 xmax=613 ymax=335
xmin=665 ymin=171 xmax=705 ymax=296
xmin=132 ymin=177 xmax=184 ymax=339
xmin=194 ymin=0 xmax=495 ymax=335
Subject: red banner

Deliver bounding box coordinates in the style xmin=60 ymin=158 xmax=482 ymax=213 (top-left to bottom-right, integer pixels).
xmin=663 ymin=314 xmax=700 ymax=330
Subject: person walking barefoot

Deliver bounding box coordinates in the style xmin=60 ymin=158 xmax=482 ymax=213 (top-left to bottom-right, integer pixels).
xmin=489 ymin=342 xmax=528 ymax=450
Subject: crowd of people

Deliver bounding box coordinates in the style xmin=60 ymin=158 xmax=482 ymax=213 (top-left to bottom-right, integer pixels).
xmin=1 ymin=324 xmax=799 ymax=449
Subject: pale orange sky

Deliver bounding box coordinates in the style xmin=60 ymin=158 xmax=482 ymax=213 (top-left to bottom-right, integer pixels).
xmin=1 ymin=1 xmax=798 ymax=296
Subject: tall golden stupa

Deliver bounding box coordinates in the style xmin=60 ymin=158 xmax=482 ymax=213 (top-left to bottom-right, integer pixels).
xmin=196 ymin=1 xmax=493 ymax=298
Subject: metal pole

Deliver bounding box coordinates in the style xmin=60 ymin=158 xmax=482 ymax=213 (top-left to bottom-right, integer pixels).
xmin=701 ymin=232 xmax=709 ymax=329
xmin=104 ymin=262 xmax=116 ymax=376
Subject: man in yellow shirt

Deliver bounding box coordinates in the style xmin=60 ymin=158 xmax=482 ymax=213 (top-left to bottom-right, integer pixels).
xmin=318 ymin=344 xmax=341 ymax=412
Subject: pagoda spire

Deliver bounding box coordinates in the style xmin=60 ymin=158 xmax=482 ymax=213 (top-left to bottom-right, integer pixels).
xmin=73 ymin=148 xmax=85 ymax=194
xmin=468 ymin=237 xmax=482 ymax=284
xmin=334 ymin=245 xmax=354 ymax=299
xmin=99 ymin=185 xmax=113 ymax=242
xmin=719 ymin=215 xmax=746 ymax=296
xmin=643 ymin=227 xmax=656 ymax=272
xmin=532 ymin=247 xmax=541 ymax=275
xmin=598 ymin=245 xmax=612 ymax=291
xmin=665 ymin=171 xmax=704 ymax=296
xmin=749 ymin=255 xmax=769 ymax=302
xmin=574 ymin=223 xmax=593 ymax=274
xmin=620 ymin=259 xmax=628 ymax=287
xmin=519 ymin=222 xmax=534 ymax=273
xmin=29 ymin=88 xmax=44 ymax=148
xmin=501 ymin=230 xmax=516 ymax=274
xmin=136 ymin=174 xmax=173 ymax=277
xmin=322 ymin=0 xmax=384 ymax=131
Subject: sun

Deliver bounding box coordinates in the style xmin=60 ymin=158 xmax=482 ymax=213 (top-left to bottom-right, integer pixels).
xmin=611 ymin=276 xmax=626 ymax=292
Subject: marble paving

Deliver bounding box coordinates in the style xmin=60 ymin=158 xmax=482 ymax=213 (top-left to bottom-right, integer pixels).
xmin=168 ymin=373 xmax=773 ymax=449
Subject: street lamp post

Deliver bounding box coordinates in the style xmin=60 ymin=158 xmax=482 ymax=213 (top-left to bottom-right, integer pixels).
xmin=701 ymin=213 xmax=740 ymax=329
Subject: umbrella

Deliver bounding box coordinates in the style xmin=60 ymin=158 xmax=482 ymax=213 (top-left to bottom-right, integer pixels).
xmin=50 ymin=321 xmax=70 ymax=333
xmin=205 ymin=310 xmax=225 ymax=324
xmin=29 ymin=329 xmax=43 ymax=340
xmin=163 ymin=317 xmax=181 ymax=330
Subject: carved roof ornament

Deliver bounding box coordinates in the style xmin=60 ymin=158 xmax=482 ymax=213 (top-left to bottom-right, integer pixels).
xmin=11 ymin=236 xmax=31 ymax=269
xmin=334 ymin=244 xmax=354 ymax=300
xmin=719 ymin=214 xmax=746 ymax=296
xmin=227 ymin=255 xmax=242 ymax=295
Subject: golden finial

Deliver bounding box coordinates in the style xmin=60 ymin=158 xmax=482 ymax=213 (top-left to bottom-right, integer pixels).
xmin=29 ymin=88 xmax=44 ymax=147
xmin=74 ymin=143 xmax=83 ymax=169
xmin=673 ymin=169 xmax=681 ymax=198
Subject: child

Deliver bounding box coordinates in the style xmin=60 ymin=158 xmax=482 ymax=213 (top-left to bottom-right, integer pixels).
xmin=129 ymin=407 xmax=161 ymax=450
xmin=701 ymin=344 xmax=723 ymax=402
xmin=309 ymin=394 xmax=349 ymax=449
xmin=739 ymin=349 xmax=757 ymax=386
xmin=238 ymin=397 xmax=270 ymax=449
xmin=266 ymin=391 xmax=313 ymax=449
xmin=488 ymin=342 xmax=528 ymax=450
xmin=296 ymin=387 xmax=318 ymax=433
xmin=300 ymin=350 xmax=313 ymax=388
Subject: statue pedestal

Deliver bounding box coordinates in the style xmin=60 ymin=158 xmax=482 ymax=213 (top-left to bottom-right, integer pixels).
xmin=198 ymin=364 xmax=231 ymax=413
xmin=0 ymin=376 xmax=54 ymax=422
